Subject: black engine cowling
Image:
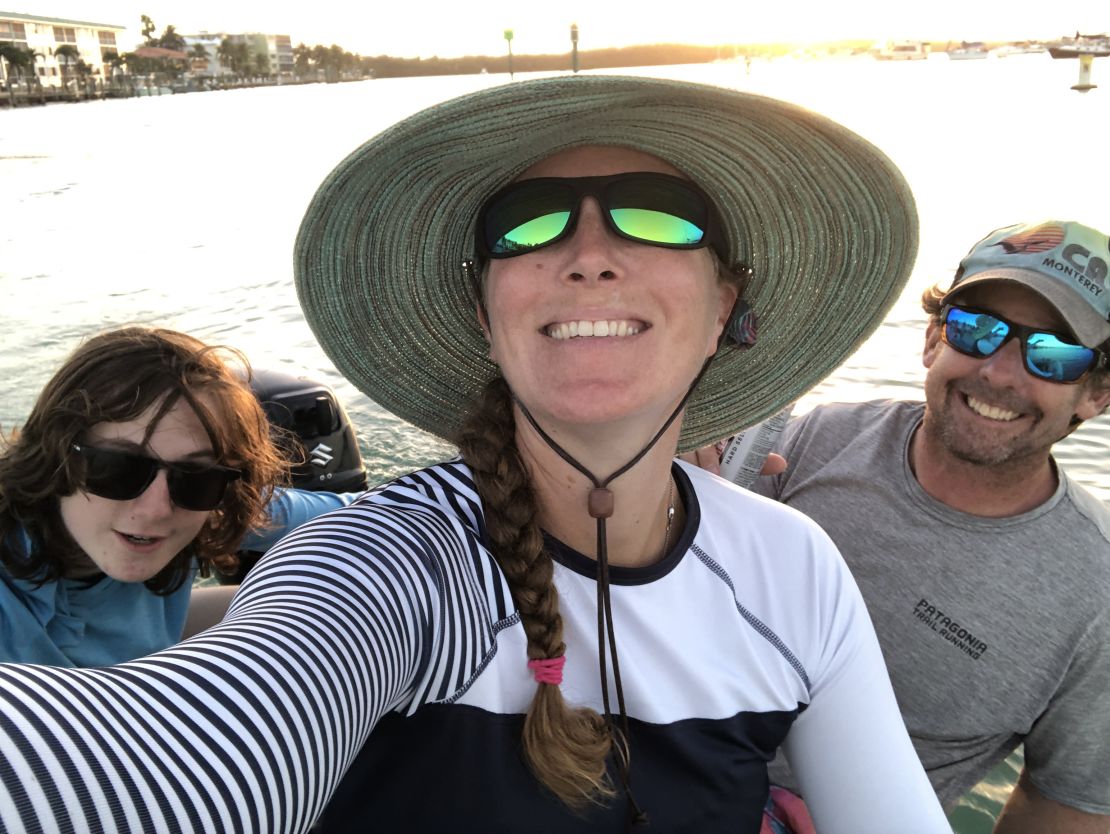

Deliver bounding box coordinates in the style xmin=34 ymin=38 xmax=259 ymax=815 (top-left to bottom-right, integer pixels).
xmin=219 ymin=368 xmax=367 ymax=584
xmin=250 ymin=368 xmax=367 ymax=494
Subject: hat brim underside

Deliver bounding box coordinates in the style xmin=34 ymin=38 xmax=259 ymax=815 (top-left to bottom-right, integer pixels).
xmin=295 ymin=75 xmax=918 ymax=452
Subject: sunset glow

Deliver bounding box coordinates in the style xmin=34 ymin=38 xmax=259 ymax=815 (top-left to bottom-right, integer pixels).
xmin=29 ymin=0 xmax=1110 ymax=58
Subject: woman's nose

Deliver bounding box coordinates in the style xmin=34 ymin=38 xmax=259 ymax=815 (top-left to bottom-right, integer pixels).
xmin=563 ymin=197 xmax=620 ymax=281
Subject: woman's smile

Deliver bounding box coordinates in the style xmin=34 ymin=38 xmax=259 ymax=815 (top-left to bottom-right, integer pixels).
xmin=543 ymin=318 xmax=647 ymax=340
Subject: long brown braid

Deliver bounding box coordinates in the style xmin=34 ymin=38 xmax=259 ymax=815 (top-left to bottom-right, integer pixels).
xmin=456 ymin=376 xmax=614 ymax=809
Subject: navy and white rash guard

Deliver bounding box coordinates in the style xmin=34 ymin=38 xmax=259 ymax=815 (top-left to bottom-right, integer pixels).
xmin=0 ymin=461 xmax=949 ymax=833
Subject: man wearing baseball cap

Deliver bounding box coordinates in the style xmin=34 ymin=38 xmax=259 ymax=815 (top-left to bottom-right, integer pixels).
xmin=752 ymin=220 xmax=1110 ymax=832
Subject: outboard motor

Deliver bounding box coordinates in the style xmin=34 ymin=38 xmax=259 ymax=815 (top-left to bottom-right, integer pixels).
xmin=219 ymin=368 xmax=367 ymax=584
xmin=249 ymin=368 xmax=367 ymax=494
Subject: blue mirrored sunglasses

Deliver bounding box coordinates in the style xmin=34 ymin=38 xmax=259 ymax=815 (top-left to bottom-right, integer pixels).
xmin=476 ymin=172 xmax=726 ymax=259
xmin=941 ymin=304 xmax=1105 ymax=384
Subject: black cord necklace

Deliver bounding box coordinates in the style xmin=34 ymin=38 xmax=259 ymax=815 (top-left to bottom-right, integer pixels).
xmin=512 ymin=355 xmax=714 ymax=828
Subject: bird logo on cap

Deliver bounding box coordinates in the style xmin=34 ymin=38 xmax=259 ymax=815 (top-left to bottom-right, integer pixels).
xmin=996 ymin=222 xmax=1066 ymax=254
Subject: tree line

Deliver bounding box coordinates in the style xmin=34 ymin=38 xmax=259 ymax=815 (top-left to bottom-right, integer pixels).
xmin=0 ymin=10 xmax=868 ymax=91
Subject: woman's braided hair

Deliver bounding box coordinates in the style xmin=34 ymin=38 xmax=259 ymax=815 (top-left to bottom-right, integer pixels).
xmin=456 ymin=376 xmax=614 ymax=809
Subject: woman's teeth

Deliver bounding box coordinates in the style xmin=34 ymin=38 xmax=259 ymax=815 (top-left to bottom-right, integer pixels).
xmin=123 ymin=533 xmax=157 ymax=544
xmin=967 ymin=396 xmax=1019 ymax=422
xmin=546 ymin=320 xmax=642 ymax=340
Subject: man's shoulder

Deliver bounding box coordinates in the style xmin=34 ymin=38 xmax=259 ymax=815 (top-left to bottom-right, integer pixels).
xmin=1059 ymin=472 xmax=1110 ymax=548
xmin=777 ymin=399 xmax=920 ymax=471
xmin=795 ymin=399 xmax=922 ymax=433
xmin=685 ymin=460 xmax=826 ymax=529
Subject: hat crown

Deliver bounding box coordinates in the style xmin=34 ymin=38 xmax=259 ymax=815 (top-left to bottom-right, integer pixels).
xmin=951 ymin=220 xmax=1110 ymax=346
xmin=295 ymin=75 xmax=920 ymax=449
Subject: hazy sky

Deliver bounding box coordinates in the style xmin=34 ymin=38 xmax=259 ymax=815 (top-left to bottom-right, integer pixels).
xmin=20 ymin=0 xmax=1110 ymax=57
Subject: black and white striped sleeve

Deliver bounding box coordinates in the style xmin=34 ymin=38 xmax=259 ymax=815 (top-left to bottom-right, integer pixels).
xmin=0 ymin=494 xmax=496 ymax=834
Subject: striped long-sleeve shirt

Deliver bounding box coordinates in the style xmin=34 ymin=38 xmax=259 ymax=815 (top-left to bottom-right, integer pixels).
xmin=0 ymin=460 xmax=949 ymax=833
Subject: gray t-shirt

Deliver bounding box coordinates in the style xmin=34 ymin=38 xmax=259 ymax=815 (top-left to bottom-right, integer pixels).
xmin=753 ymin=400 xmax=1110 ymax=813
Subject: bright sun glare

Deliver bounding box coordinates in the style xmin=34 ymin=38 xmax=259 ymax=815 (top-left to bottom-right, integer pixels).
xmin=38 ymin=0 xmax=1110 ymax=58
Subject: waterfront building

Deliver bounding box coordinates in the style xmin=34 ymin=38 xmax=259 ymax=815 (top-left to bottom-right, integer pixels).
xmin=182 ymin=32 xmax=294 ymax=80
xmin=0 ymin=11 xmax=125 ymax=87
xmin=231 ymin=32 xmax=294 ymax=79
xmin=269 ymin=34 xmax=294 ymax=79
xmin=182 ymin=33 xmax=226 ymax=79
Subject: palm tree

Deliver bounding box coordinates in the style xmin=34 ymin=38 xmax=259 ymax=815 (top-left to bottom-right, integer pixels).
xmin=217 ymin=37 xmax=240 ymax=77
xmin=100 ymin=48 xmax=125 ymax=90
xmin=328 ymin=45 xmax=346 ymax=80
xmin=72 ymin=57 xmax=96 ymax=96
xmin=54 ymin=44 xmax=80 ymax=88
xmin=157 ymin=25 xmax=186 ymax=52
xmin=293 ymin=43 xmax=312 ymax=79
xmin=188 ymin=42 xmax=209 ymax=76
xmin=0 ymin=43 xmax=33 ymax=105
xmin=0 ymin=42 xmax=32 ymax=83
xmin=309 ymin=45 xmax=332 ymax=82
xmin=102 ymin=48 xmax=120 ymax=75
xmin=29 ymin=48 xmax=46 ymax=92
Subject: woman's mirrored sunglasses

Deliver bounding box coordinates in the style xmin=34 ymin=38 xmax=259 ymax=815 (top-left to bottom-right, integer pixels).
xmin=941 ymin=304 xmax=1106 ymax=384
xmin=72 ymin=443 xmax=241 ymax=511
xmin=477 ymin=172 xmax=726 ymax=259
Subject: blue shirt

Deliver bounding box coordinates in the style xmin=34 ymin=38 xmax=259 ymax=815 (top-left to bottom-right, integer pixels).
xmin=0 ymin=488 xmax=358 ymax=667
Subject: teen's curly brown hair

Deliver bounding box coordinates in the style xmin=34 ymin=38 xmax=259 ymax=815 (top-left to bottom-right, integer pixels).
xmin=0 ymin=327 xmax=289 ymax=593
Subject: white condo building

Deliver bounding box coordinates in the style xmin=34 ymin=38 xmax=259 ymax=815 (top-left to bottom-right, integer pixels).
xmin=0 ymin=11 xmax=126 ymax=87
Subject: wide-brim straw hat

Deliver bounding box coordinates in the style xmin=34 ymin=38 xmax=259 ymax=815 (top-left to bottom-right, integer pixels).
xmin=295 ymin=74 xmax=918 ymax=452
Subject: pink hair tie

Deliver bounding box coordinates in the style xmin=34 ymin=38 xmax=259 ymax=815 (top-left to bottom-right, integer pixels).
xmin=527 ymin=656 xmax=566 ymax=686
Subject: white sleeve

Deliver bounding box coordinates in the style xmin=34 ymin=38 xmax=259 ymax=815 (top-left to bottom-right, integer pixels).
xmin=782 ymin=542 xmax=952 ymax=833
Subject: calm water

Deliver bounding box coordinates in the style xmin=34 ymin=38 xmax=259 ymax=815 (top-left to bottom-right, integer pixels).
xmin=1 ymin=54 xmax=1105 ymax=829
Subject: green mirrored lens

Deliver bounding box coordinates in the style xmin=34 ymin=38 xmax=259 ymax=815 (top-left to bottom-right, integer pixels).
xmin=492 ymin=211 xmax=571 ymax=254
xmin=610 ymin=208 xmax=704 ymax=246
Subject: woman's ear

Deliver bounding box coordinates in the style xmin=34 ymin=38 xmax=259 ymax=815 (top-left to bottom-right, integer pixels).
xmin=708 ymin=283 xmax=742 ymax=357
xmin=476 ymin=302 xmax=491 ymax=340
xmin=476 ymin=303 xmax=496 ymax=361
xmin=717 ymin=281 xmax=740 ymax=329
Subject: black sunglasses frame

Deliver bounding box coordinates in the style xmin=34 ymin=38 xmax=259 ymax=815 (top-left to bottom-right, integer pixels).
xmin=476 ymin=172 xmax=728 ymax=260
xmin=940 ymin=304 xmax=1106 ymax=385
xmin=71 ymin=443 xmax=242 ymax=511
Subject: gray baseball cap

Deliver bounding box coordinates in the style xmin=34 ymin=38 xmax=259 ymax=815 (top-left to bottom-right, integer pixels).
xmin=943 ymin=220 xmax=1110 ymax=348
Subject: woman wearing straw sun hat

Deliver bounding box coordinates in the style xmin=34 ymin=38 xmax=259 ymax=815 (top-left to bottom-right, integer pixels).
xmin=0 ymin=76 xmax=950 ymax=834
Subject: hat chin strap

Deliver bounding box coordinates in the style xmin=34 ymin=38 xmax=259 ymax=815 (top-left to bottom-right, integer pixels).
xmin=510 ymin=353 xmax=715 ymax=828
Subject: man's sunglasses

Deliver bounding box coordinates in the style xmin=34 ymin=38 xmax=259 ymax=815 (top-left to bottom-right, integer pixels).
xmin=71 ymin=443 xmax=241 ymax=511
xmin=477 ymin=172 xmax=726 ymax=259
xmin=941 ymin=304 xmax=1106 ymax=384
